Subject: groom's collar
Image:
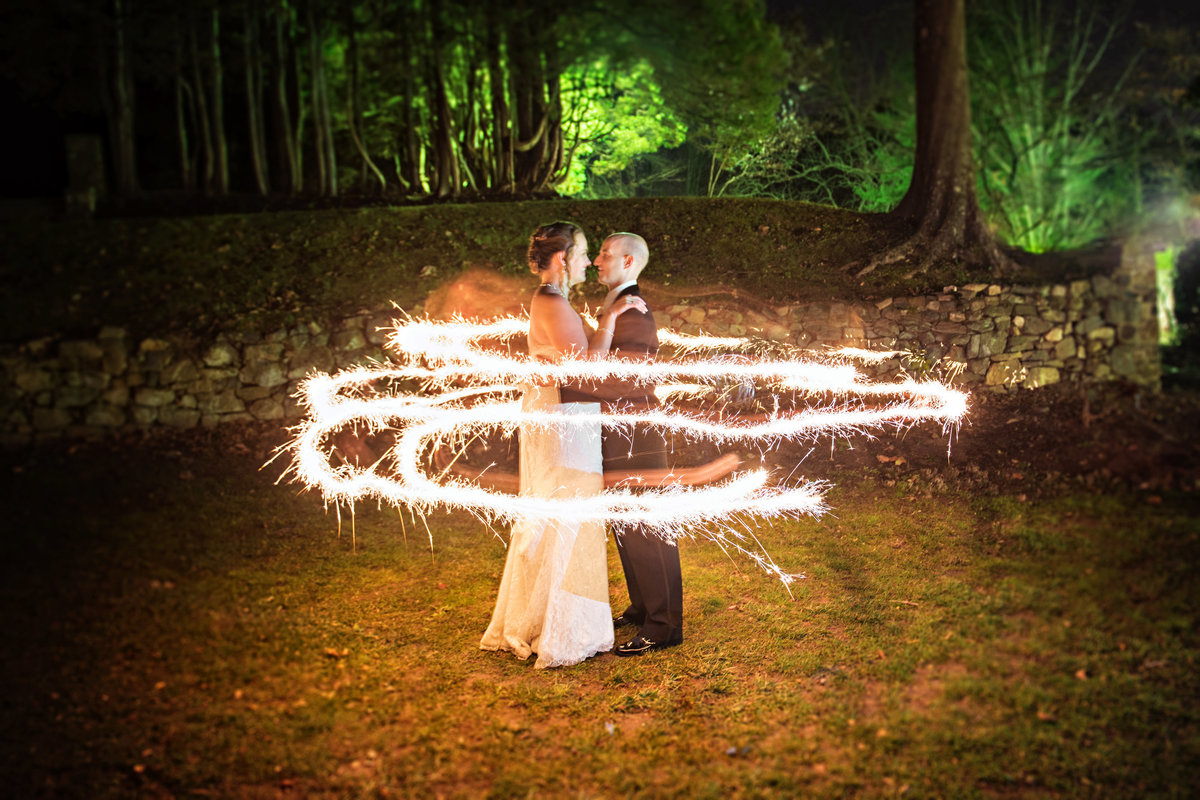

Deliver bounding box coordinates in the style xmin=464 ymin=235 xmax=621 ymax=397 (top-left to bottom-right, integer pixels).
xmin=601 ymin=280 xmax=638 ymax=313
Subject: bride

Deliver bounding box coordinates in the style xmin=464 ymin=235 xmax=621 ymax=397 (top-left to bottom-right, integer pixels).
xmin=480 ymin=221 xmax=646 ymax=668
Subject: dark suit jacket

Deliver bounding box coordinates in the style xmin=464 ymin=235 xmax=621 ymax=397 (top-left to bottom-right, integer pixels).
xmin=560 ymin=284 xmax=667 ymax=472
xmin=559 ymin=284 xmax=658 ymax=408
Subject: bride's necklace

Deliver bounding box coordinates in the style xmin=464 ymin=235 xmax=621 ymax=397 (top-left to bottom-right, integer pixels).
xmin=539 ymin=282 xmax=565 ymax=297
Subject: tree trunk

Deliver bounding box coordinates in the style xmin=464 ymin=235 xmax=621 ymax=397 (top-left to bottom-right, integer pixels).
xmin=106 ymin=0 xmax=138 ymax=195
xmin=426 ymin=3 xmax=459 ymax=198
xmin=210 ymin=7 xmax=229 ymax=194
xmin=245 ymin=0 xmax=269 ymax=195
xmin=273 ymin=6 xmax=300 ymax=193
xmin=344 ymin=3 xmax=386 ymax=193
xmin=189 ymin=10 xmax=215 ymax=194
xmin=173 ymin=13 xmax=195 ymax=192
xmin=307 ymin=3 xmax=336 ymax=196
xmin=485 ymin=14 xmax=511 ymax=192
xmin=307 ymin=5 xmax=327 ymax=194
xmin=856 ymin=0 xmax=1013 ymax=278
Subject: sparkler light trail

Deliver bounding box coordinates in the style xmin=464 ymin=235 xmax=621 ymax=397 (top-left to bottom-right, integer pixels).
xmin=282 ymin=314 xmax=968 ymax=582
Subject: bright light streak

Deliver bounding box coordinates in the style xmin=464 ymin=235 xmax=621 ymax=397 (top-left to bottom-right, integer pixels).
xmin=281 ymin=314 xmax=968 ymax=582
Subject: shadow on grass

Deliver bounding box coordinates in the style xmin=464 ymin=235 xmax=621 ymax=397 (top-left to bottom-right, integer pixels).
xmin=1 ymin=429 xmax=1197 ymax=798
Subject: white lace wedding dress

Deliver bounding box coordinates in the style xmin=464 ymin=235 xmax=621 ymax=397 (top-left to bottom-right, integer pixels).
xmin=480 ymin=372 xmax=614 ymax=668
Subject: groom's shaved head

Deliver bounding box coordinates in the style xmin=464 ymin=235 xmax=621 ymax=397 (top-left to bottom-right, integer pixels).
xmin=607 ymin=233 xmax=649 ymax=271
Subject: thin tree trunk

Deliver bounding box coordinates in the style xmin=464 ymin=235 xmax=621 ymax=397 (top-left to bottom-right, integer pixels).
xmin=273 ymin=7 xmax=299 ymax=193
xmin=307 ymin=3 xmax=336 ymax=195
xmin=485 ymin=15 xmax=511 ymax=192
xmin=307 ymin=5 xmax=327 ymax=194
xmin=108 ymin=0 xmax=138 ymax=195
xmin=245 ymin=0 xmax=269 ymax=195
xmin=210 ymin=6 xmax=229 ymax=194
xmin=174 ymin=13 xmax=195 ymax=192
xmin=344 ymin=4 xmax=385 ymax=193
xmin=427 ymin=3 xmax=458 ymax=197
xmin=189 ymin=9 xmax=215 ymax=193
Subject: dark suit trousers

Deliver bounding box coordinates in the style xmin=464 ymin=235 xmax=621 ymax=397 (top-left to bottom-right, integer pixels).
xmin=604 ymin=422 xmax=683 ymax=643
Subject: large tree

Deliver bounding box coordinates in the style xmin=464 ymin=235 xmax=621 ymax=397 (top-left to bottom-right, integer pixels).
xmin=857 ymin=0 xmax=1013 ymax=278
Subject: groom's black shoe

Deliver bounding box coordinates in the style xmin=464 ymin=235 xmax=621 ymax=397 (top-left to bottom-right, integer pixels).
xmin=614 ymin=633 xmax=682 ymax=657
xmin=613 ymin=613 xmax=640 ymax=630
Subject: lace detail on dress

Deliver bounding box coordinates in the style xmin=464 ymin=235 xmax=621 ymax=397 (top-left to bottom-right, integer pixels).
xmin=480 ymin=383 xmax=613 ymax=668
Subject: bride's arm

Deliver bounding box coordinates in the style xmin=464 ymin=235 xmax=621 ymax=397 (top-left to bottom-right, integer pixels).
xmin=603 ymin=453 xmax=741 ymax=489
xmin=587 ymin=296 xmax=648 ymax=358
xmin=433 ymin=453 xmax=742 ymax=495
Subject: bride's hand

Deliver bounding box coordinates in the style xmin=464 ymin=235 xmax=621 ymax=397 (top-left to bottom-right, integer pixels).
xmin=602 ymin=295 xmax=648 ymax=328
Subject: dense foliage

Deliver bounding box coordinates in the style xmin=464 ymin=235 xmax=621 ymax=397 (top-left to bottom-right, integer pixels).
xmin=1 ymin=0 xmax=1195 ymax=256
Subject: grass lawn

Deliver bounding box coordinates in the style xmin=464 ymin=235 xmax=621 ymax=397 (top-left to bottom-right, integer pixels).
xmin=1 ymin=425 xmax=1196 ymax=799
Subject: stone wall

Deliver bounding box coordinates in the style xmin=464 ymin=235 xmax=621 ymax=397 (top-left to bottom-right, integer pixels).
xmin=0 ymin=259 xmax=1159 ymax=445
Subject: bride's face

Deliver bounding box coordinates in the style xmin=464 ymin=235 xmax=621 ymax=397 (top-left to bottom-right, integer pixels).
xmin=565 ymin=232 xmax=591 ymax=287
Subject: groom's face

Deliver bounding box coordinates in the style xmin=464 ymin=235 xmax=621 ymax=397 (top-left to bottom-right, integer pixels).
xmin=595 ymin=238 xmax=632 ymax=288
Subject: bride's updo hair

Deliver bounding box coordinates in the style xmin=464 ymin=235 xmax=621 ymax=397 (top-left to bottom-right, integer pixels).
xmin=528 ymin=221 xmax=582 ymax=275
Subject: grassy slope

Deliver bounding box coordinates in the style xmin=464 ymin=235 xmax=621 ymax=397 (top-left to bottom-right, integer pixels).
xmin=0 ymin=198 xmax=1068 ymax=344
xmin=0 ymin=433 xmax=1195 ymax=798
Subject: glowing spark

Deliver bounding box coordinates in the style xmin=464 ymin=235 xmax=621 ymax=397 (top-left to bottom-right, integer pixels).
xmin=281 ymin=314 xmax=969 ymax=582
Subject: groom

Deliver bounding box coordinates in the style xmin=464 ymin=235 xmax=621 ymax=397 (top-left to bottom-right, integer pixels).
xmin=592 ymin=232 xmax=683 ymax=656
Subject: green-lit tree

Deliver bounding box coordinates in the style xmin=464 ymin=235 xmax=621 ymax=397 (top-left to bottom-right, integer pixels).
xmin=635 ymin=0 xmax=788 ymax=196
xmin=970 ymin=0 xmax=1134 ymax=252
xmin=855 ymin=0 xmax=1013 ymax=277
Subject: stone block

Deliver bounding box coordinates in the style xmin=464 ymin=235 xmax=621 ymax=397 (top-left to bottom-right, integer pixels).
xmin=100 ymin=338 xmax=128 ymax=374
xmin=1091 ymin=274 xmax=1117 ymax=297
xmin=240 ymin=361 xmax=287 ymax=388
xmin=249 ymin=397 xmax=285 ymax=420
xmin=1022 ymin=366 xmax=1060 ymax=388
xmin=933 ymin=322 xmax=968 ymax=335
xmin=1023 ymin=318 xmax=1052 ymax=336
xmin=332 ymin=329 xmax=367 ymax=350
xmin=1107 ymin=298 xmax=1144 ymax=326
xmin=985 ymin=361 xmax=1023 ymax=386
xmin=58 ymin=339 xmax=104 ymax=368
xmin=56 ymin=384 xmax=101 ymax=407
xmin=1110 ymin=344 xmax=1139 ymax=379
xmin=160 ymin=358 xmax=199 ymax=385
xmin=1008 ymin=335 xmax=1038 ymax=352
xmin=244 ymin=342 xmax=285 ymax=363
xmin=15 ymin=368 xmax=54 ymax=393
xmin=134 ymin=387 xmax=176 ymax=407
xmin=102 ymin=385 xmax=130 ymax=406
xmin=85 ymin=405 xmax=126 ymax=427
xmin=203 ymin=342 xmax=240 ymax=368
xmin=1085 ymin=326 xmax=1115 ymax=346
xmin=199 ymin=390 xmax=245 ymax=415
xmin=138 ymin=338 xmax=175 ymax=370
xmin=131 ymin=406 xmax=158 ymax=425
xmin=238 ymin=385 xmax=276 ymax=402
xmin=979 ymin=330 xmax=1008 ymax=357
